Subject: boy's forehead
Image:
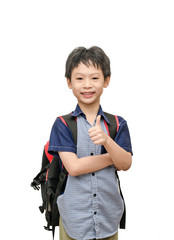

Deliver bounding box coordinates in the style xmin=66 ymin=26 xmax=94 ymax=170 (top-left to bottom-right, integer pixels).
xmin=72 ymin=62 xmax=102 ymax=75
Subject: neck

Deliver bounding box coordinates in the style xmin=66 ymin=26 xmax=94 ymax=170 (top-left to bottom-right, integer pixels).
xmin=78 ymin=102 xmax=100 ymax=125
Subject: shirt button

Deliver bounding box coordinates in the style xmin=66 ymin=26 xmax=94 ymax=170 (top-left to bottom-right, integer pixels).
xmin=90 ymin=152 xmax=94 ymax=156
xmin=92 ymin=172 xmax=95 ymax=176
xmin=94 ymin=211 xmax=97 ymax=215
xmin=93 ymin=194 xmax=96 ymax=197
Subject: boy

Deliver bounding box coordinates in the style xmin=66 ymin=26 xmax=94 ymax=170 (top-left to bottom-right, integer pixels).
xmin=48 ymin=46 xmax=133 ymax=240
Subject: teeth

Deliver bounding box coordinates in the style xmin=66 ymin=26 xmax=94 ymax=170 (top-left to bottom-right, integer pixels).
xmin=83 ymin=92 xmax=93 ymax=95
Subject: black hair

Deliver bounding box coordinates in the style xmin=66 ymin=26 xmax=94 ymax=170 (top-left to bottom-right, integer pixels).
xmin=65 ymin=46 xmax=111 ymax=81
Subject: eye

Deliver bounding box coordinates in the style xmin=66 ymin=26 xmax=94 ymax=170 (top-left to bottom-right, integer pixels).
xmin=92 ymin=77 xmax=98 ymax=80
xmin=76 ymin=77 xmax=83 ymax=80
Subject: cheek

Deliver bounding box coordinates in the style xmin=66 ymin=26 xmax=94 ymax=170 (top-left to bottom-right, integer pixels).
xmin=99 ymin=88 xmax=104 ymax=96
xmin=96 ymin=84 xmax=104 ymax=95
xmin=72 ymin=87 xmax=80 ymax=96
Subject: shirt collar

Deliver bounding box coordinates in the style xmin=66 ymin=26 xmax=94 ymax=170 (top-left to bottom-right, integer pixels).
xmin=71 ymin=104 xmax=110 ymax=124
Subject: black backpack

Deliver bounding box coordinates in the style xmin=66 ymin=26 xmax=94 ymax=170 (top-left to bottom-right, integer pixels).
xmin=31 ymin=113 xmax=126 ymax=238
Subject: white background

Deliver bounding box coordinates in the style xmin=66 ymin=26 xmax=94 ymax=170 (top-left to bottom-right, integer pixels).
xmin=0 ymin=0 xmax=174 ymax=239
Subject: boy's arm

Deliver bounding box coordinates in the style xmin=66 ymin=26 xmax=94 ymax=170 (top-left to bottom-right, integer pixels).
xmin=88 ymin=115 xmax=132 ymax=171
xmin=58 ymin=151 xmax=113 ymax=176
xmin=103 ymin=137 xmax=132 ymax=171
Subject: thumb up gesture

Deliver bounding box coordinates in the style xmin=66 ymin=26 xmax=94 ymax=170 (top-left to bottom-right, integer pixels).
xmin=88 ymin=115 xmax=108 ymax=145
xmin=95 ymin=115 xmax=101 ymax=127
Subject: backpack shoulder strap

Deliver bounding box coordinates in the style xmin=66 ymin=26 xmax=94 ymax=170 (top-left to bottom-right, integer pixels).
xmin=103 ymin=112 xmax=119 ymax=139
xmin=61 ymin=114 xmax=77 ymax=145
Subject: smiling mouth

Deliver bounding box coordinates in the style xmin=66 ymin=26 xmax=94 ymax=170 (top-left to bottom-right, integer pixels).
xmin=82 ymin=92 xmax=94 ymax=95
xmin=81 ymin=92 xmax=95 ymax=98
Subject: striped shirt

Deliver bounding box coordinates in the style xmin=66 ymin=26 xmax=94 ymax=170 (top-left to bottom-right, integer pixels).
xmin=48 ymin=105 xmax=132 ymax=240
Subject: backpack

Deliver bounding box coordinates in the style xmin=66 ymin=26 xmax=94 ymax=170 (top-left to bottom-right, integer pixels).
xmin=31 ymin=113 xmax=126 ymax=238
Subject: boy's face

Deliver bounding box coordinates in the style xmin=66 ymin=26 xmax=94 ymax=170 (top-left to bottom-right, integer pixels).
xmin=67 ymin=62 xmax=110 ymax=107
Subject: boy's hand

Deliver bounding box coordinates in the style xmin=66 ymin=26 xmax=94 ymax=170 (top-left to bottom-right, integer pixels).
xmin=88 ymin=115 xmax=108 ymax=145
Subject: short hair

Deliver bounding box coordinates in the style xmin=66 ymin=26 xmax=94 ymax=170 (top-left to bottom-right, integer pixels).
xmin=65 ymin=46 xmax=111 ymax=81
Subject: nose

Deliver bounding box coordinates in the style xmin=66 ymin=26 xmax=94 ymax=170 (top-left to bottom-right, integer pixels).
xmin=83 ymin=78 xmax=92 ymax=88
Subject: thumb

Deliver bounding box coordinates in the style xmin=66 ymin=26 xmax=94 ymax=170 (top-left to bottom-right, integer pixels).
xmin=95 ymin=115 xmax=101 ymax=127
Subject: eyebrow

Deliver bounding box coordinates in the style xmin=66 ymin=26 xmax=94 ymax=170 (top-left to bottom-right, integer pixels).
xmin=74 ymin=72 xmax=101 ymax=77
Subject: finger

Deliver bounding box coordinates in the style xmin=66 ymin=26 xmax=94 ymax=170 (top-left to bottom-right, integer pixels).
xmin=93 ymin=139 xmax=102 ymax=145
xmin=90 ymin=135 xmax=100 ymax=142
xmin=95 ymin=115 xmax=101 ymax=127
xmin=89 ymin=131 xmax=99 ymax=138
xmin=88 ymin=127 xmax=96 ymax=133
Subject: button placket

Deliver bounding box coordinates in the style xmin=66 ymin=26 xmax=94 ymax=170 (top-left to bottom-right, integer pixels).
xmin=91 ymin=167 xmax=99 ymax=237
xmin=89 ymin=130 xmax=100 ymax=238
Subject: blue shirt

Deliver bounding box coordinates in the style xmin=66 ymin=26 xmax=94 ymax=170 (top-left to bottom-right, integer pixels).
xmin=48 ymin=105 xmax=132 ymax=240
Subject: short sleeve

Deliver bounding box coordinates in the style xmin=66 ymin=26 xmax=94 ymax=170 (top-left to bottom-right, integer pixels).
xmin=114 ymin=116 xmax=133 ymax=155
xmin=48 ymin=117 xmax=77 ymax=156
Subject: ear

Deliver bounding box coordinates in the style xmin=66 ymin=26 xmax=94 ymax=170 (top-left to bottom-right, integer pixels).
xmin=67 ymin=78 xmax=72 ymax=89
xmin=104 ymin=76 xmax=110 ymax=88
